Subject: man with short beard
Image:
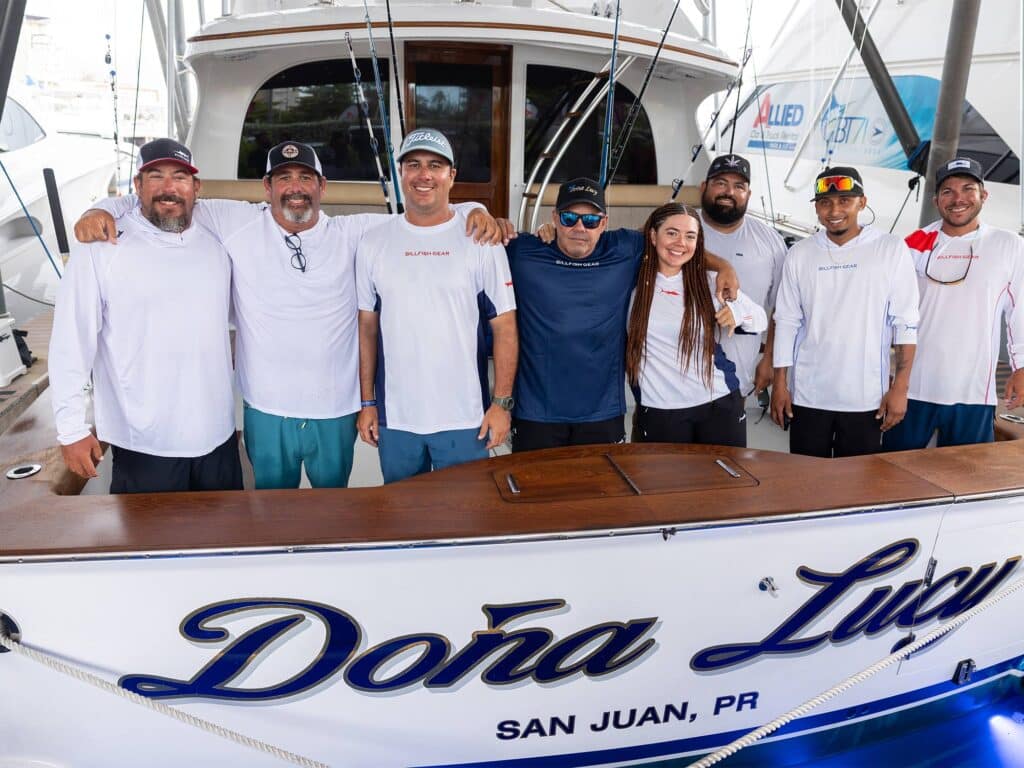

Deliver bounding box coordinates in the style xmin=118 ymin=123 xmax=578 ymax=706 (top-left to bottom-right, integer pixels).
xmin=699 ymin=155 xmax=788 ymax=406
xmin=74 ymin=140 xmax=502 ymax=489
xmin=884 ymin=157 xmax=1024 ymax=449
xmin=50 ymin=139 xmax=241 ymax=492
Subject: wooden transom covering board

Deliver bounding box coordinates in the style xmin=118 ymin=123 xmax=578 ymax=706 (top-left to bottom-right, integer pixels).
xmin=494 ymin=452 xmax=756 ymax=502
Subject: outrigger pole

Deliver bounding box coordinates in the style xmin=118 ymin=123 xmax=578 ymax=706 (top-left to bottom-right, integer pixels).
xmin=604 ymin=0 xmax=680 ymax=189
xmin=597 ymin=0 xmax=622 ymax=187
xmin=384 ymin=0 xmax=406 ymax=141
xmin=346 ymin=32 xmax=396 ymax=215
xmin=362 ymin=0 xmax=404 ymax=213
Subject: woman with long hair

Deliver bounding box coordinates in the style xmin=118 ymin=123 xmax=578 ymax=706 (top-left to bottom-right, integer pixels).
xmin=626 ymin=203 xmax=767 ymax=446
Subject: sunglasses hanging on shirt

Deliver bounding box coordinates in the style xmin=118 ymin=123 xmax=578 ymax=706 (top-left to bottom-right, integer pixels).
xmin=284 ymin=233 xmax=307 ymax=272
xmin=924 ymin=243 xmax=973 ymax=285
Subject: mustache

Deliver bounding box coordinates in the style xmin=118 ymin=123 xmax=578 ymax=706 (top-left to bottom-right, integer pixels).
xmin=152 ymin=194 xmax=186 ymax=205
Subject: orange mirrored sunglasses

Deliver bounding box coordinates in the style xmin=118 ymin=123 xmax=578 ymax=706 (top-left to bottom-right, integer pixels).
xmin=814 ymin=175 xmax=863 ymax=195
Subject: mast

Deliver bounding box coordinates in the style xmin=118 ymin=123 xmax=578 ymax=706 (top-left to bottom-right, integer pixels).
xmin=918 ymin=0 xmax=982 ymax=226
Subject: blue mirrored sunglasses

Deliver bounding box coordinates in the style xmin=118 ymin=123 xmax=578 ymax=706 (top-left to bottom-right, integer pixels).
xmin=558 ymin=211 xmax=605 ymax=229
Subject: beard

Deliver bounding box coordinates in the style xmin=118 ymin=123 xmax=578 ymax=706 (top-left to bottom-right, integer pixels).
xmin=701 ymin=192 xmax=747 ymax=226
xmin=280 ymin=193 xmax=314 ymax=225
xmin=144 ymin=195 xmax=190 ymax=233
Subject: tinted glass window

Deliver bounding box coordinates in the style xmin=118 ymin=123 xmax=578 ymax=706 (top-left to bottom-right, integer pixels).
xmin=413 ymin=63 xmax=492 ymax=183
xmin=525 ymin=65 xmax=656 ymax=184
xmin=238 ymin=59 xmax=389 ymax=181
xmin=0 ymin=98 xmax=45 ymax=152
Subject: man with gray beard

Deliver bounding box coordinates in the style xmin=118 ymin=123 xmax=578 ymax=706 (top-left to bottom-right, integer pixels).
xmin=50 ymin=138 xmax=241 ymax=492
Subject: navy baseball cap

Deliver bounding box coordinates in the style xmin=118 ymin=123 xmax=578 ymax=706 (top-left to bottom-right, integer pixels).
xmin=555 ymin=177 xmax=606 ymax=213
xmin=935 ymin=157 xmax=984 ymax=187
xmin=706 ymin=154 xmax=751 ymax=183
xmin=265 ymin=141 xmax=324 ymax=176
xmin=137 ymin=138 xmax=198 ymax=175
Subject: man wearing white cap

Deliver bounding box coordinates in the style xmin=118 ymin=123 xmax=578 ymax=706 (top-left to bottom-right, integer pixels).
xmin=51 ymin=138 xmax=241 ymax=492
xmin=356 ymin=128 xmax=518 ymax=482
xmin=73 ymin=139 xmax=503 ymax=489
xmin=885 ymin=157 xmax=1024 ymax=449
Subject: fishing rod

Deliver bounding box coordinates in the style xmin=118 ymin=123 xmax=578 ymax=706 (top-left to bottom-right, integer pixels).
xmin=345 ymin=32 xmax=396 ymax=214
xmin=604 ymin=0 xmax=680 ymax=189
xmin=362 ymin=0 xmax=404 ymax=213
xmin=728 ymin=0 xmax=756 ymax=154
xmin=384 ymin=0 xmax=406 ymax=141
xmin=105 ymin=34 xmax=123 ymax=190
xmin=597 ymin=0 xmax=622 ymax=187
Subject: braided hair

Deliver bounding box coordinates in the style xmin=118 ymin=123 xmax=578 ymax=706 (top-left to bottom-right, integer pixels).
xmin=625 ymin=203 xmax=717 ymax=388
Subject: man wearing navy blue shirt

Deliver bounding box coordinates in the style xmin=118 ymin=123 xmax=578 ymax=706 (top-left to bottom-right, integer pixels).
xmin=507 ymin=179 xmax=738 ymax=452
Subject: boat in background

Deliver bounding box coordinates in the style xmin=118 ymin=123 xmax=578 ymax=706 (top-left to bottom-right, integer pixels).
xmin=0 ymin=92 xmax=121 ymax=323
xmin=716 ymin=0 xmax=1021 ymax=238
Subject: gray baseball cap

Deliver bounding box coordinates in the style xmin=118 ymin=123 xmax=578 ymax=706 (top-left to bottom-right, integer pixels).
xmin=396 ymin=128 xmax=455 ymax=165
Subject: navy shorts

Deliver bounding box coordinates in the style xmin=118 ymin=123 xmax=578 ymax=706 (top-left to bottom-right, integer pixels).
xmin=883 ymin=399 xmax=994 ymax=451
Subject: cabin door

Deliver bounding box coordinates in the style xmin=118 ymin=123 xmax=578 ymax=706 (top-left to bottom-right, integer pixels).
xmin=404 ymin=43 xmax=511 ymax=217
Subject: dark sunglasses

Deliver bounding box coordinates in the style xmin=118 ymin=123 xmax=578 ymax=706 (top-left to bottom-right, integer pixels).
xmin=284 ymin=233 xmax=306 ymax=272
xmin=558 ymin=211 xmax=605 ymax=229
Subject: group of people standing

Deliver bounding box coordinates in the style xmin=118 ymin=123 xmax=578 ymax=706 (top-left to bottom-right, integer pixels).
xmin=51 ymin=127 xmax=1024 ymax=495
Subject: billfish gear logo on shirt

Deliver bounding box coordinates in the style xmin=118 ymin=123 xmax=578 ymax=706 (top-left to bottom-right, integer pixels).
xmin=404 ymin=250 xmax=452 ymax=257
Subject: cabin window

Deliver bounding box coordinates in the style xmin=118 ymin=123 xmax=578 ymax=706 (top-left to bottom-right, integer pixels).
xmin=524 ymin=65 xmax=657 ymax=185
xmin=238 ymin=59 xmax=390 ymax=181
xmin=0 ymin=98 xmax=45 ymax=152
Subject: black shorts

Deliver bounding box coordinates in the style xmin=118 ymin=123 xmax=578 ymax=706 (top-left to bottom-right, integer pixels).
xmin=511 ymin=415 xmax=626 ymax=453
xmin=110 ymin=433 xmax=244 ymax=494
xmin=633 ymin=391 xmax=746 ymax=447
xmin=789 ymin=405 xmax=882 ymax=458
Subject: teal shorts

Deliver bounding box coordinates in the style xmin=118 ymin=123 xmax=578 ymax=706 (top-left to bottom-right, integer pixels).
xmin=242 ymin=402 xmax=358 ymax=489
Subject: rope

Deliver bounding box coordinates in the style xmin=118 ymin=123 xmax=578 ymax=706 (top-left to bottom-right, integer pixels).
xmin=0 ymin=158 xmax=62 ymax=279
xmin=685 ymin=570 xmax=1024 ymax=767
xmin=0 ymin=630 xmax=329 ymax=768
xmin=129 ymin=2 xmax=147 ymax=176
xmin=889 ymin=175 xmax=922 ymax=233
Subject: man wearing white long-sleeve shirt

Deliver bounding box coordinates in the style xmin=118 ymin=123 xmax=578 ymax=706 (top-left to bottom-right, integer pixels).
xmin=51 ymin=138 xmax=242 ymax=493
xmin=771 ymin=166 xmax=919 ymax=458
xmin=885 ymin=157 xmax=1024 ymax=449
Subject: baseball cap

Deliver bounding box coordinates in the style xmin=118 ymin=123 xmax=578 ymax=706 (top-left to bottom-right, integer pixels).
xmin=396 ymin=128 xmax=455 ymax=165
xmin=137 ymin=138 xmax=199 ymax=175
xmin=935 ymin=157 xmax=984 ymax=187
xmin=706 ymin=154 xmax=751 ymax=183
xmin=555 ymin=177 xmax=606 ymax=213
xmin=812 ymin=166 xmax=865 ymax=200
xmin=265 ymin=141 xmax=324 ymax=176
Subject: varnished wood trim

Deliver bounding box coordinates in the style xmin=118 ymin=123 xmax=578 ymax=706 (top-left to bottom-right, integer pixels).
xmin=188 ymin=21 xmax=734 ymax=68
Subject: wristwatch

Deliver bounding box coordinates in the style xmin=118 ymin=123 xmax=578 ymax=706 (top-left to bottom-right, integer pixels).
xmin=492 ymin=395 xmax=515 ymax=412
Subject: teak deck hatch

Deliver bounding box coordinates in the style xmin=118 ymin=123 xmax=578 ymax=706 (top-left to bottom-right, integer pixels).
xmin=493 ymin=452 xmax=758 ymax=503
